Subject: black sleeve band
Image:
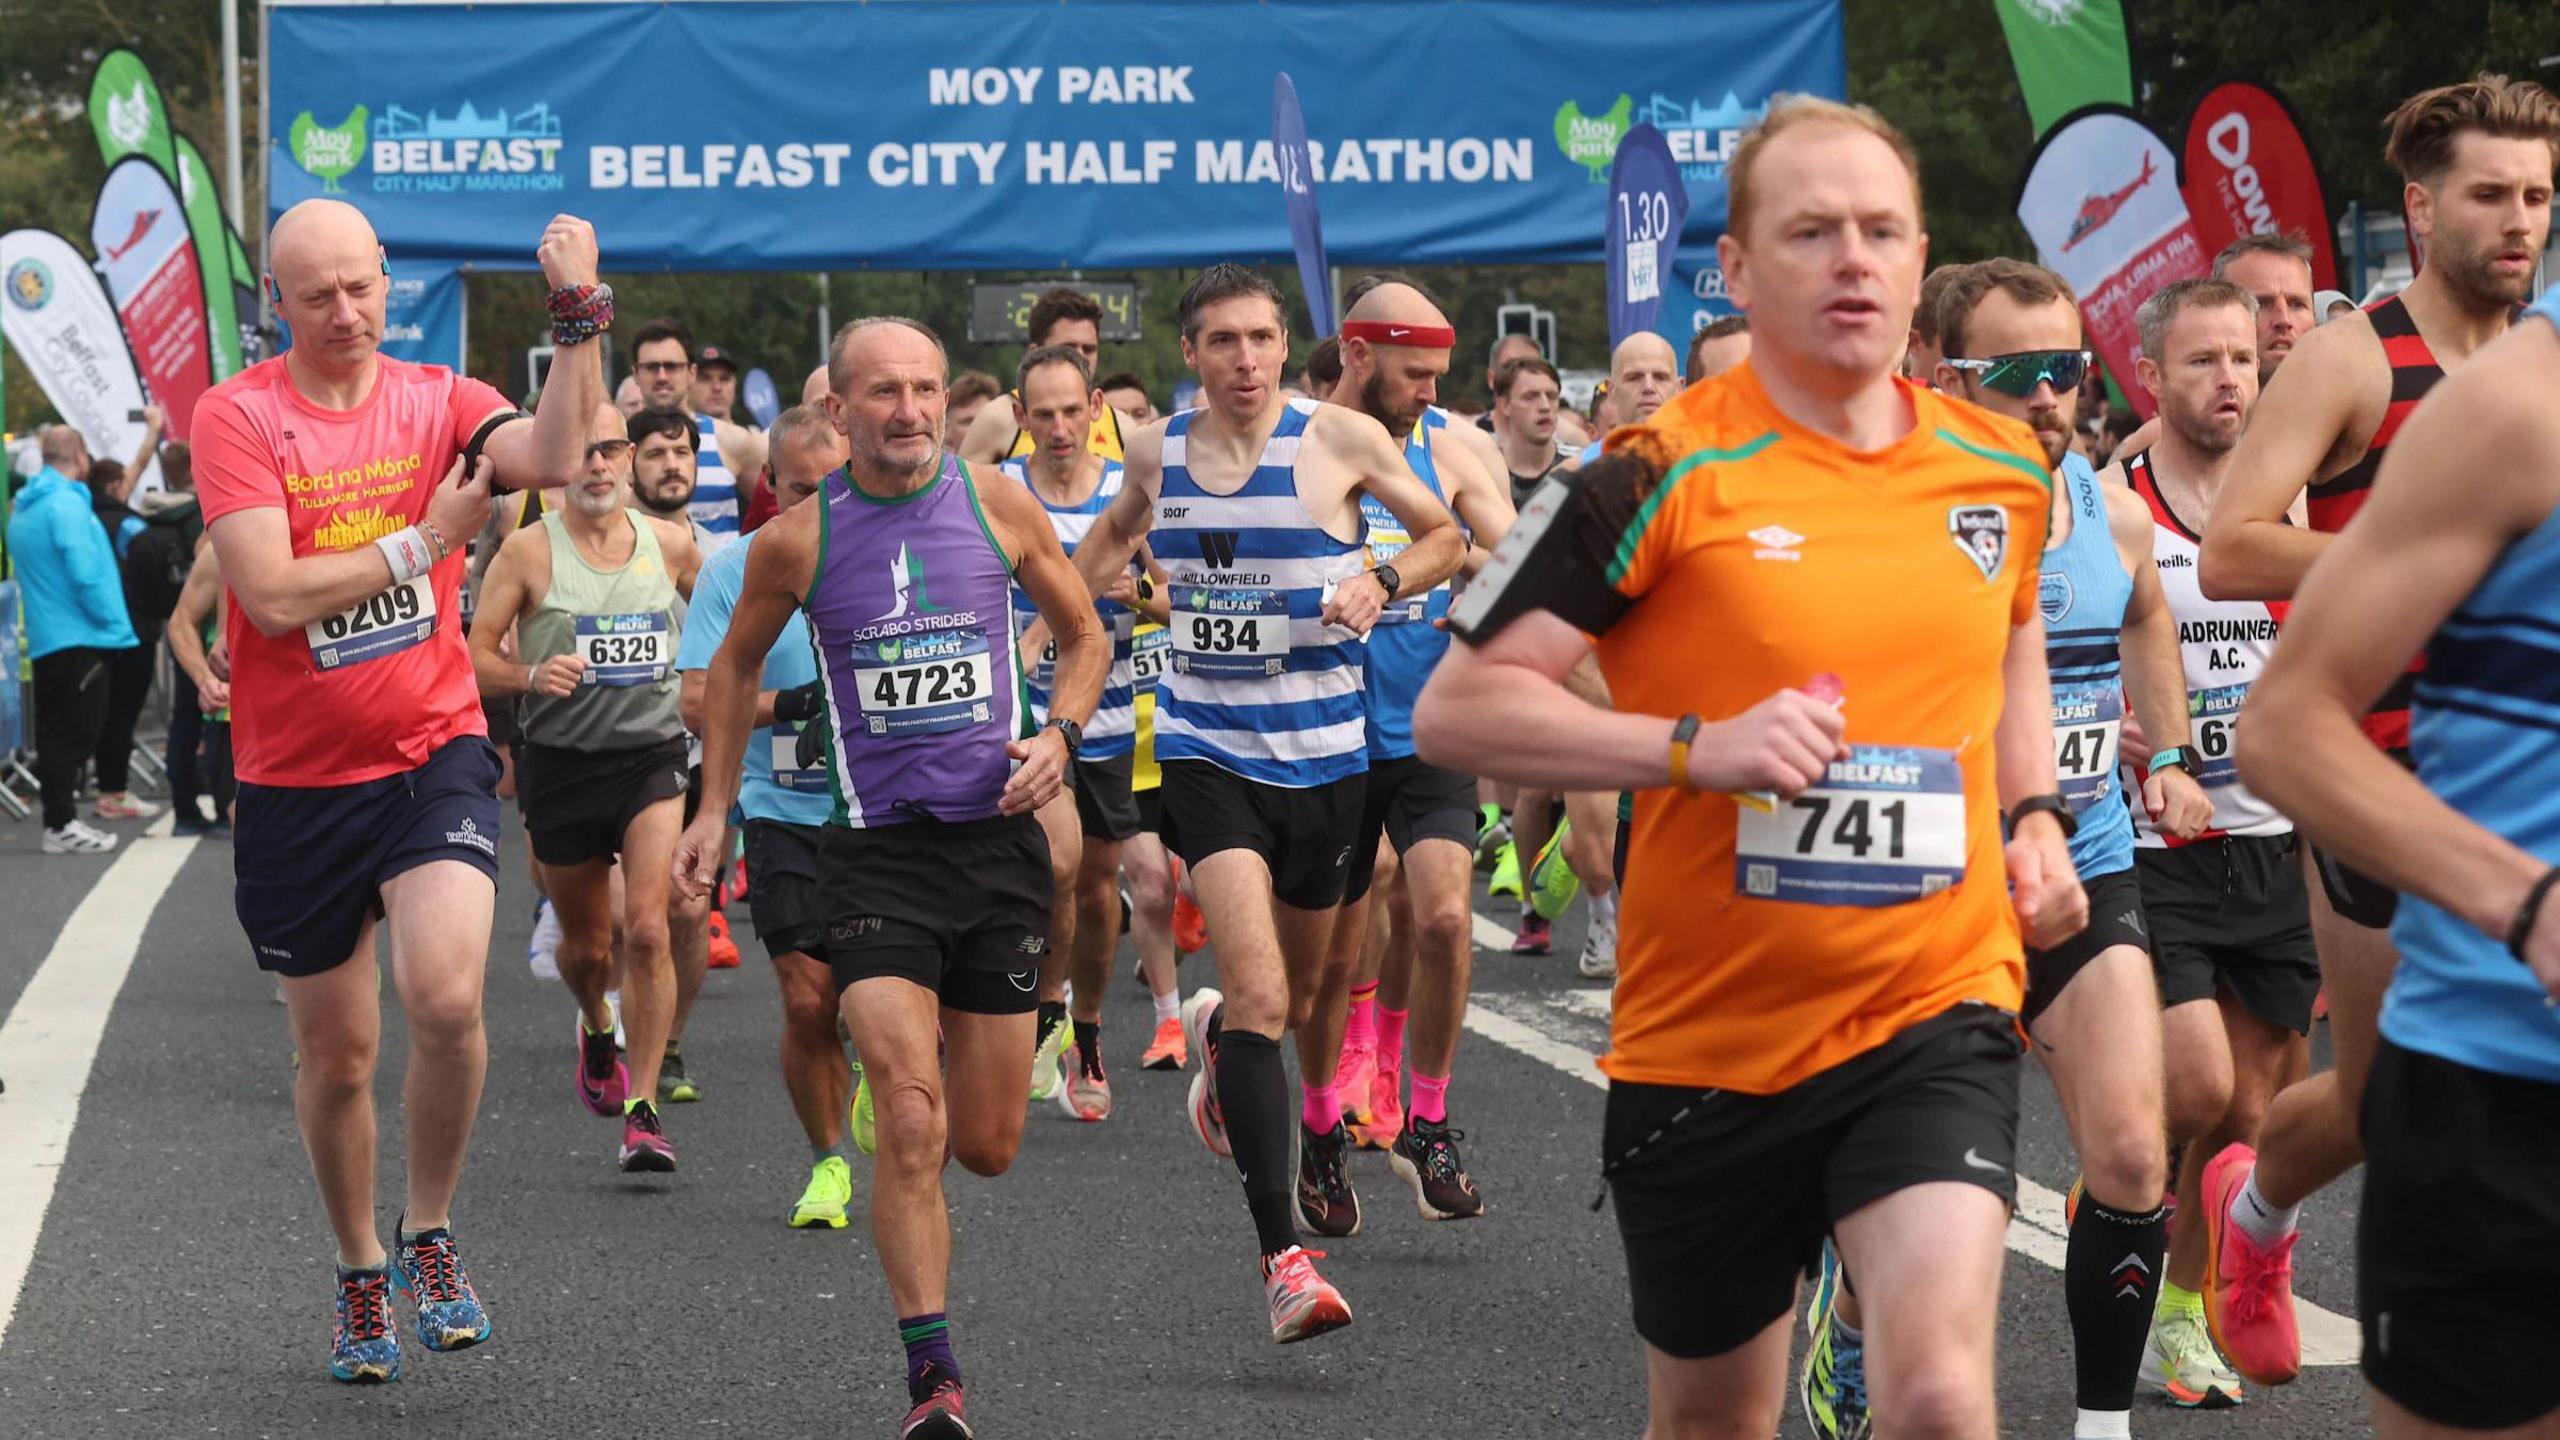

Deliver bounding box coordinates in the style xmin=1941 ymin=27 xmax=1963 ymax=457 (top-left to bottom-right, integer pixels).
xmin=465 ymin=410 xmax=527 ymax=493
xmin=1446 ymin=454 xmax=1656 ymax=646
xmin=2506 ymin=864 xmax=2560 ymax=964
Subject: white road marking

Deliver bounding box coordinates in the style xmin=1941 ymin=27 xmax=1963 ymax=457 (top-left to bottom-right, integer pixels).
xmin=0 ymin=817 xmax=194 ymax=1350
xmin=1464 ymin=905 xmax=2359 ymax=1368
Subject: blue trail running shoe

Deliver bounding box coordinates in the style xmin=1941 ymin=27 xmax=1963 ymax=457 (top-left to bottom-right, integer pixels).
xmin=391 ymin=1217 xmax=493 ymax=1352
xmin=1799 ymin=1246 xmax=1872 ymax=1440
xmin=330 ymin=1264 xmax=401 ymax=1383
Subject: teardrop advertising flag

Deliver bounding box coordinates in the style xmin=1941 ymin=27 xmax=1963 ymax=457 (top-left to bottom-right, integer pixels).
xmin=88 ymin=50 xmax=243 ymax=380
xmin=1 ymin=228 xmax=160 ymax=489
xmin=2178 ymin=79 xmax=2339 ymax=289
xmin=1605 ymin=124 xmax=1691 ymax=348
xmin=1271 ymin=72 xmax=1335 ymax=338
xmin=90 ymin=156 xmax=213 ymax=439
xmin=2016 ymin=106 xmax=2212 ymax=419
xmin=1993 ymin=0 xmax=2134 ymax=138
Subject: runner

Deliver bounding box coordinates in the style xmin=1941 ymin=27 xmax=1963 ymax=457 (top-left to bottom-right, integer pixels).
xmin=958 ymin=286 xmax=1126 ymax=465
xmin=1903 ymin=262 xmax=1970 ymax=386
xmin=690 ymin=343 xmax=743 ymax=423
xmin=1488 ymin=354 xmax=1569 ymax=508
xmin=676 ymin=314 xmax=1105 ymax=1439
xmin=1122 ymin=561 xmax=1192 ymax=1073
xmin=1099 ymin=371 xmax=1158 ymax=427
xmin=2112 ymin=277 xmax=2311 ymax=1410
xmin=2110 ymin=231 xmax=2320 ymax=459
xmin=469 ymin=400 xmax=703 ymax=1172
xmin=1805 ymin=257 xmax=2212 ymax=1440
xmin=627 ymin=317 xmax=769 ymax=553
xmin=1413 ymin=97 xmax=2083 ymax=1436
xmin=1686 ymin=315 xmax=1753 ymax=382
xmin=2193 ymin=73 xmax=2559 ymax=1385
xmin=1064 ymin=263 xmax=1466 ymax=1340
xmin=673 ymin=403 xmax=858 ymax=1224
xmin=1323 ymin=278 xmax=1513 ymax=1222
xmin=195 ymin=200 xmax=602 ymax=1381
xmin=2230 ymin=267 xmax=2560 ymax=1440
xmin=1001 ymin=344 xmax=1148 ymax=1121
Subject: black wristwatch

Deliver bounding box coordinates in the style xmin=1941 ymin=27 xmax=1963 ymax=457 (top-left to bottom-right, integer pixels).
xmin=2149 ymin=745 xmax=2202 ymax=780
xmin=2008 ymin=792 xmax=2078 ymax=840
xmin=1370 ymin=563 xmax=1402 ymax=601
xmin=1044 ymin=717 xmax=1083 ymax=757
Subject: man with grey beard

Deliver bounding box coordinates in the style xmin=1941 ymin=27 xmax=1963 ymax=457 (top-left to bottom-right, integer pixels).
xmin=469 ymin=401 xmax=703 ymax=1173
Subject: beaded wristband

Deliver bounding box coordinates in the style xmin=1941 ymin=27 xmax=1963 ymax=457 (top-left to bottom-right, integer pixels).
xmin=547 ymin=282 xmax=615 ymax=347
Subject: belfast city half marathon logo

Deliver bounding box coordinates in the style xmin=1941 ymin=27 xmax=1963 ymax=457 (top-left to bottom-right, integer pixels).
xmin=289 ymin=98 xmax=566 ymax=195
xmin=1553 ymin=91 xmax=1767 ymax=185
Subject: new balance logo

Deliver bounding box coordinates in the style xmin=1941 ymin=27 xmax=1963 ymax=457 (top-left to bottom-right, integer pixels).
xmin=1196 ymin=531 xmax=1240 ymax=570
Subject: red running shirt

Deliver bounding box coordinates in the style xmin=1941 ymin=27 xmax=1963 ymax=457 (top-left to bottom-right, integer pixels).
xmin=195 ymin=355 xmax=514 ymax=786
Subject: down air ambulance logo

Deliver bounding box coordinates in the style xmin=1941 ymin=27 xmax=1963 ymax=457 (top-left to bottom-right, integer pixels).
xmin=2062 ymin=152 xmax=2159 ymax=252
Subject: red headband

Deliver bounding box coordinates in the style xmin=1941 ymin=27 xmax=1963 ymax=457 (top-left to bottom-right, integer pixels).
xmin=1341 ymin=319 xmax=1456 ymax=348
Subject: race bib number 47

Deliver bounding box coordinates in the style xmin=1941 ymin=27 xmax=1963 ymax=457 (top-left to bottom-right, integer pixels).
xmin=1736 ymin=745 xmax=1967 ymax=906
xmin=307 ymin=577 xmax=435 ymax=671
xmin=2051 ymin=685 xmax=2124 ymax=815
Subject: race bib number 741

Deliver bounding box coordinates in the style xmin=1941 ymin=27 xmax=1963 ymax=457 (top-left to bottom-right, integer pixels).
xmin=1736 ymin=745 xmax=1967 ymax=906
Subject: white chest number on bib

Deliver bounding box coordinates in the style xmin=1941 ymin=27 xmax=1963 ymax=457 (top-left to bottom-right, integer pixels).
xmin=853 ymin=629 xmax=996 ymax=737
xmin=576 ymin=612 xmax=671 ymax=686
xmin=2050 ymin=686 xmax=2124 ymax=814
xmin=1131 ymin=626 xmax=1170 ymax=686
xmin=307 ymin=576 xmax=436 ymax=671
xmin=1735 ymin=745 xmax=1967 ymax=906
xmin=1171 ymin=585 xmax=1292 ymax=678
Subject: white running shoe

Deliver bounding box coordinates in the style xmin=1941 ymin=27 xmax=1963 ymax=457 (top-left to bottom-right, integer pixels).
xmin=1578 ymin=898 xmax=1618 ymax=981
xmin=95 ymin=792 xmax=163 ymax=821
xmin=42 ymin=820 xmax=118 ymax=854
xmin=527 ymin=898 xmax=562 ymax=980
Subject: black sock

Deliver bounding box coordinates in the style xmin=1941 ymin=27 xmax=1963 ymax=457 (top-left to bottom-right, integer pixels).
xmin=1073 ymin=1017 xmax=1103 ymax=1078
xmin=1035 ymin=1000 xmax=1066 ymax=1050
xmin=2065 ymin=1195 xmax=2169 ymax=1411
xmin=1214 ymin=1028 xmax=1297 ymax=1255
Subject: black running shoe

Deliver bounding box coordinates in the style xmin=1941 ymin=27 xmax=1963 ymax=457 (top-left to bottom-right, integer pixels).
xmin=1294 ymin=1120 xmax=1363 ymax=1237
xmin=1389 ymin=1116 xmax=1486 ymax=1221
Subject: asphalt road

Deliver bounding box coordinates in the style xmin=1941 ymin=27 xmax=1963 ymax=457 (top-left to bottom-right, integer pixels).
xmin=0 ymin=806 xmax=2378 ymax=1438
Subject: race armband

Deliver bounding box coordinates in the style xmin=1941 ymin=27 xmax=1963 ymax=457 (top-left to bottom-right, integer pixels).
xmin=1446 ymin=447 xmax=1664 ymax=645
xmin=465 ymin=409 xmax=527 ymax=494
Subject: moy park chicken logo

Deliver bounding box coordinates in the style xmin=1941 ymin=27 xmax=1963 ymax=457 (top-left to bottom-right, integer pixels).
xmin=289 ymin=99 xmax=566 ymax=195
xmin=1554 ymin=92 xmax=1767 ymax=183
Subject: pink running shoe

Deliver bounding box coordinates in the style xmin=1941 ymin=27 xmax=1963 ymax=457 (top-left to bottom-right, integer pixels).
xmin=2200 ymin=1144 xmax=2302 ymax=1386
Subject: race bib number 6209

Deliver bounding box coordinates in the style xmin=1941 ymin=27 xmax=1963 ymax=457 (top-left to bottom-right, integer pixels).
xmin=306 ymin=577 xmax=436 ymax=671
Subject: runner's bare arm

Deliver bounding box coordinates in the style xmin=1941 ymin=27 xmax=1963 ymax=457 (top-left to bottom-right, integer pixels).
xmin=680 ymin=503 xmax=821 ymax=895
xmin=165 ymin=546 xmax=227 ymax=704
xmin=1439 ymin=416 xmax=1509 ymax=515
xmin=1320 ymin=408 xmax=1463 ymax=632
xmin=1070 ymin=419 xmax=1164 ymax=595
xmin=987 ymin=471 xmax=1104 ymax=817
xmin=1433 ymin=425 xmax=1516 ymax=562
xmin=208 ymin=451 xmax=493 ymax=635
xmin=2241 ymin=328 xmax=2560 ymax=979
xmin=958 ymin=399 xmax=1018 ymax=465
xmin=2198 ymin=316 xmax=2380 ymax=600
xmin=679 ymin=672 xmax=777 ymax=733
xmin=1993 ymin=614 xmax=2088 ymax=948
xmin=718 ymin=418 xmax=770 ymax=501
xmin=650 ymin=516 xmax=702 ymax=601
xmin=2108 ymin=483 xmax=2209 ymax=837
xmin=478 ymin=215 xmax=606 ymax=492
xmin=466 ymin=524 xmax=548 ymax=698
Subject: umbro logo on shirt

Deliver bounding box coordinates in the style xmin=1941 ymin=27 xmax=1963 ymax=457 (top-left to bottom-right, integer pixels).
xmin=1748 ymin=525 xmax=1805 ymax=562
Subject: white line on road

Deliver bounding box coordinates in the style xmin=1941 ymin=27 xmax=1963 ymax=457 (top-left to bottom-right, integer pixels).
xmin=1464 ymin=906 xmax=2359 ymax=1368
xmin=0 ymin=818 xmax=195 ymax=1351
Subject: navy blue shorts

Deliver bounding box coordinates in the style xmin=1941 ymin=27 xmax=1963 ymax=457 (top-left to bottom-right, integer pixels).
xmin=234 ymin=736 xmax=504 ymax=977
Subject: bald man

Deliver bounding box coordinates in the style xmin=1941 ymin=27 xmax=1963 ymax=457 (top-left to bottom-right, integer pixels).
xmin=194 ymin=198 xmax=602 ymax=1383
xmin=801 ymin=363 xmax=832 ymax=407
xmin=1321 ymin=279 xmax=1514 ymax=1220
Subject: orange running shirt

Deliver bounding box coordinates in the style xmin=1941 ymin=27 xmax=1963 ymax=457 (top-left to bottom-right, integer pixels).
xmin=195 ymin=355 xmax=514 ymax=787
xmin=1595 ymin=363 xmax=2051 ymax=1093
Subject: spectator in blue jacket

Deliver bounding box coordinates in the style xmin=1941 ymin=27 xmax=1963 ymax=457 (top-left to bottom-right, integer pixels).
xmin=5 ymin=424 xmax=140 ymax=853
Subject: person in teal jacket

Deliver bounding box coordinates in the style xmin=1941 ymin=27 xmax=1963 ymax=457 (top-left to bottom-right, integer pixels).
xmin=4 ymin=425 xmax=140 ymax=852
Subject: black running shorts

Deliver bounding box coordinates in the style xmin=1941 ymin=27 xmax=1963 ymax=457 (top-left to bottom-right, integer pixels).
xmin=2359 ymin=1039 xmax=2560 ymax=1429
xmin=1343 ymin=755 xmax=1478 ymax=904
xmin=2023 ymin=866 xmax=2148 ymax=1026
xmin=1604 ymin=1005 xmax=2024 ymax=1359
xmin=819 ymin=813 xmax=1049 ymax=1014
xmin=1159 ymin=759 xmax=1364 ymax=911
xmin=517 ymin=738 xmax=691 ymax=868
xmin=2313 ymin=748 xmax=2412 ymax=928
xmin=234 ymin=736 xmax=502 ymax=978
xmin=2137 ymin=834 xmax=2321 ymax=1034
xmin=742 ymin=817 xmax=826 ymax=962
xmin=1072 ymin=751 xmax=1143 ymax=843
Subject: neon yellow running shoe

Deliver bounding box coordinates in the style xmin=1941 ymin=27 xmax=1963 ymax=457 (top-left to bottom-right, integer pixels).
xmin=1029 ymin=1016 xmax=1071 ymax=1103
xmin=1529 ymin=819 xmax=1580 ymax=921
xmin=1486 ymin=842 xmax=1522 ymax=900
xmin=849 ymin=1065 xmax=877 ymax=1157
xmin=790 ymin=1155 xmax=853 ymax=1229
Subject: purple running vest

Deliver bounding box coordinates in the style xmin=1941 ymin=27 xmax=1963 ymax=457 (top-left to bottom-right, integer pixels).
xmin=804 ymin=454 xmax=1027 ymax=827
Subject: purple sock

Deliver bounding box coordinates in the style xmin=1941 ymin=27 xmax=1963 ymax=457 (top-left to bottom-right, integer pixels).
xmin=898 ymin=1312 xmax=958 ymax=1403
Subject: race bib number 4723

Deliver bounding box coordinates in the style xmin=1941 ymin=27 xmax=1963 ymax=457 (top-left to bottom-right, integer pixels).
xmin=1735 ymin=745 xmax=1967 ymax=906
xmin=853 ymin=629 xmax=996 ymax=737
xmin=306 ymin=577 xmax=435 ymax=671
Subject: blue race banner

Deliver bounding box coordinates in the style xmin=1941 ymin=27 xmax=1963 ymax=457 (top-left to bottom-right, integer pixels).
xmin=1657 ymin=252 xmax=1741 ymax=359
xmin=1272 ymin=72 xmax=1334 ymax=337
xmin=1604 ymin=124 xmax=1689 ymax=348
xmin=742 ymin=367 xmax=781 ymax=427
xmin=267 ymin=0 xmax=1844 ymax=271
xmin=379 ymin=257 xmax=466 ymax=371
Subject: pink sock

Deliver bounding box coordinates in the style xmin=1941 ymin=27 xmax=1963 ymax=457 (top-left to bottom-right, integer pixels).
xmin=1301 ymin=1076 xmax=1342 ymax=1133
xmin=1344 ymin=984 xmax=1378 ymax=1052
xmin=1410 ymin=1071 xmax=1450 ymax=1125
xmin=1376 ymin=1006 xmax=1409 ymax=1069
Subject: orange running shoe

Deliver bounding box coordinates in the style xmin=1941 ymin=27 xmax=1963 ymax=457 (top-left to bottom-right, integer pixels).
xmin=1172 ymin=892 xmax=1208 ymax=956
xmin=1261 ymin=1245 xmax=1352 ymax=1345
xmin=1141 ymin=1014 xmax=1188 ymax=1071
xmin=1350 ymin=1052 xmax=1402 ymax=1151
xmin=2199 ymin=1144 xmax=2302 ymax=1386
xmin=706 ymin=910 xmax=742 ymax=969
xmin=1335 ymin=1036 xmax=1376 ymax=1129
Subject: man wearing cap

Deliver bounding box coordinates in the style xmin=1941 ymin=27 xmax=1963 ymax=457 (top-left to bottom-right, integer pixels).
xmin=690 ymin=343 xmax=743 ymax=424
